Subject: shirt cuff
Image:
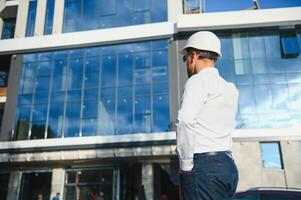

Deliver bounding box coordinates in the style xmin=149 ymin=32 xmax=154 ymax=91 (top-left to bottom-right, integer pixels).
xmin=179 ymin=158 xmax=194 ymax=171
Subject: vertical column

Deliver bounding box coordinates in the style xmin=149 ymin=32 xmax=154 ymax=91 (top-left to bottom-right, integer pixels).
xmin=7 ymin=171 xmax=22 ymax=200
xmin=142 ymin=163 xmax=154 ymax=200
xmin=14 ymin=0 xmax=29 ymax=38
xmin=52 ymin=0 xmax=65 ymax=34
xmin=50 ymin=168 xmax=65 ymax=200
xmin=34 ymin=0 xmax=47 ymax=36
xmin=168 ymin=39 xmax=187 ymax=130
xmin=0 ymin=18 xmax=3 ymax=39
xmin=0 ymin=55 xmax=22 ymax=141
xmin=167 ymin=0 xmax=183 ymax=21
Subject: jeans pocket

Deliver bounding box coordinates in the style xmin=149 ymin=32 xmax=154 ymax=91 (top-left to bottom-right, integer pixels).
xmin=206 ymin=173 xmax=239 ymax=198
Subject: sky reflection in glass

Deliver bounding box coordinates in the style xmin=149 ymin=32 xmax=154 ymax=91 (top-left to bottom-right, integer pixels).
xmin=217 ymin=29 xmax=301 ymax=129
xmin=15 ymin=40 xmax=170 ymax=140
xmin=63 ymin=0 xmax=167 ymax=33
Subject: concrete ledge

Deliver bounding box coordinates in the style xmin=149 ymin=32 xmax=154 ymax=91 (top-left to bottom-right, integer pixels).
xmin=177 ymin=7 xmax=301 ymax=31
xmin=0 ymin=129 xmax=301 ymax=152
xmin=0 ymin=22 xmax=175 ymax=55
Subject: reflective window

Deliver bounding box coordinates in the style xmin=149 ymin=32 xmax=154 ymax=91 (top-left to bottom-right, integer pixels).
xmin=1 ymin=18 xmax=16 ymax=39
xmin=44 ymin=0 xmax=55 ymax=35
xmin=0 ymin=173 xmax=9 ymax=200
xmin=16 ymin=40 xmax=169 ymax=140
xmin=65 ymin=168 xmax=119 ymax=200
xmin=184 ymin=0 xmax=301 ymax=13
xmin=215 ymin=29 xmax=301 ymax=129
xmin=19 ymin=172 xmax=52 ymax=200
xmin=260 ymin=142 xmax=283 ymax=169
xmin=63 ymin=0 xmax=167 ymax=33
xmin=26 ymin=0 xmax=37 ymax=37
xmin=280 ymin=31 xmax=301 ymax=58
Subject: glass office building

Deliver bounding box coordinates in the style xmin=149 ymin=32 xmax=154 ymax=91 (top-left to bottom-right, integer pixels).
xmin=0 ymin=0 xmax=301 ymax=199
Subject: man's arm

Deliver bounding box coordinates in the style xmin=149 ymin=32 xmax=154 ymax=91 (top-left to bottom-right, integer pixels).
xmin=176 ymin=76 xmax=207 ymax=171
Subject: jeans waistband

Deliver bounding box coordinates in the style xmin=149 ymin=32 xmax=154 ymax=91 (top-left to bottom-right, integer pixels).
xmin=194 ymin=151 xmax=232 ymax=158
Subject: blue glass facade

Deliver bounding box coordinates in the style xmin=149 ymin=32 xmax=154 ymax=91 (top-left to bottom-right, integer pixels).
xmin=216 ymin=29 xmax=301 ymax=128
xmin=44 ymin=0 xmax=55 ymax=35
xmin=25 ymin=0 xmax=37 ymax=37
xmin=1 ymin=18 xmax=16 ymax=39
xmin=14 ymin=40 xmax=170 ymax=140
xmin=63 ymin=0 xmax=167 ymax=33
xmin=185 ymin=0 xmax=301 ymax=14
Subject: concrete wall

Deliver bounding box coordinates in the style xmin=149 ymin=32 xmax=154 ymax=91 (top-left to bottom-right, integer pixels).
xmin=280 ymin=140 xmax=301 ymax=188
xmin=232 ymin=140 xmax=301 ymax=191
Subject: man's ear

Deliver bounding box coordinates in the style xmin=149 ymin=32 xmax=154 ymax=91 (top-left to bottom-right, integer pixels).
xmin=190 ymin=51 xmax=196 ymax=64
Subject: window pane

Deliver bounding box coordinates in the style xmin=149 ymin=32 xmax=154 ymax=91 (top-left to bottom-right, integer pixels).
xmin=288 ymin=83 xmax=301 ymax=111
xmin=254 ymin=85 xmax=272 ymax=114
xmin=152 ymin=50 xmax=168 ymax=67
xmin=237 ymin=85 xmax=256 ymax=114
xmin=151 ymin=0 xmax=167 ymax=22
xmin=260 ymin=142 xmax=283 ymax=169
xmin=34 ymin=92 xmax=49 ymax=104
xmin=100 ymin=0 xmax=116 ymax=16
xmin=31 ymin=120 xmax=46 ymax=139
xmin=20 ymin=63 xmax=36 ymax=94
xmin=84 ymin=72 xmax=99 ymax=89
xmin=98 ymin=98 xmax=115 ymax=135
xmin=152 ymin=67 xmax=168 ymax=83
xmin=35 ymin=76 xmax=50 ymax=92
xmin=83 ymin=0 xmax=100 ymax=30
xmin=101 ymin=55 xmax=116 ymax=87
xmin=19 ymin=172 xmax=52 ymax=200
xmin=68 ymin=58 xmax=83 ymax=90
xmin=134 ymin=0 xmax=150 ymax=11
xmin=153 ymin=94 xmax=169 ymax=132
xmin=32 ymin=104 xmax=47 ymax=121
xmin=117 ymin=97 xmax=132 ymax=134
xmin=15 ymin=105 xmax=31 ymax=140
xmin=18 ymin=94 xmax=33 ymax=105
xmin=82 ymin=118 xmax=97 ymax=136
xmin=63 ymin=0 xmax=81 ymax=32
xmin=63 ymin=0 xmax=166 ymax=32
xmin=64 ymin=101 xmax=81 ymax=137
xmin=67 ymin=90 xmax=81 ymax=102
xmin=83 ymin=99 xmax=98 ymax=118
xmin=1 ymin=18 xmax=16 ymax=39
xmin=37 ymin=61 xmax=52 ymax=76
xmin=270 ymin=84 xmax=289 ymax=112
xmin=44 ymin=0 xmax=55 ymax=35
xmin=118 ymin=53 xmax=133 ymax=86
xmin=26 ymin=0 xmax=37 ymax=37
xmin=134 ymin=96 xmax=151 ymax=133
xmin=85 ymin=57 xmax=100 ymax=72
xmin=0 ymin=173 xmax=9 ymax=200
xmin=48 ymin=103 xmax=64 ymax=138
xmin=281 ymin=31 xmax=301 ymax=55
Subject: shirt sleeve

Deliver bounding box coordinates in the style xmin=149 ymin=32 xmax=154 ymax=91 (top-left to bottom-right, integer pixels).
xmin=176 ymin=76 xmax=207 ymax=171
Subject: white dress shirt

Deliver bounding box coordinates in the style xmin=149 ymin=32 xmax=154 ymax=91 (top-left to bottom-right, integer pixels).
xmin=176 ymin=67 xmax=239 ymax=171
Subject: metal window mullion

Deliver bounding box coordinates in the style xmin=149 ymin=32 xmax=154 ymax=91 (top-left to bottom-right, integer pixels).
xmin=79 ymin=50 xmax=87 ymax=137
xmin=62 ymin=53 xmax=71 ymax=138
xmin=28 ymin=62 xmax=38 ymax=140
xmin=97 ymin=51 xmax=102 ymax=135
xmin=80 ymin=0 xmax=84 ymax=31
xmin=115 ymin=52 xmax=119 ymax=135
xmin=150 ymin=47 xmax=154 ymax=133
xmin=44 ymin=55 xmax=55 ymax=139
xmin=133 ymin=51 xmax=136 ymax=132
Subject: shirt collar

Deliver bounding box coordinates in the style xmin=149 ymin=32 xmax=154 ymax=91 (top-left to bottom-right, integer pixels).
xmin=198 ymin=67 xmax=219 ymax=76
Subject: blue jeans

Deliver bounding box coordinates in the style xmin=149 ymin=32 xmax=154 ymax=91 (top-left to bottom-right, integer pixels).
xmin=179 ymin=152 xmax=239 ymax=200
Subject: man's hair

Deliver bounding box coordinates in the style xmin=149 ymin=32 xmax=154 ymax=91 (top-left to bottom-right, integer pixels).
xmin=186 ymin=47 xmax=218 ymax=61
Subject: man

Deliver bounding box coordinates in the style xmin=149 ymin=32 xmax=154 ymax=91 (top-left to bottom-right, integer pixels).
xmin=52 ymin=192 xmax=60 ymax=200
xmin=176 ymin=31 xmax=239 ymax=200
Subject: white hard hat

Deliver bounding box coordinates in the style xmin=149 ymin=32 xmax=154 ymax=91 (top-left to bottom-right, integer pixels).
xmin=181 ymin=31 xmax=222 ymax=57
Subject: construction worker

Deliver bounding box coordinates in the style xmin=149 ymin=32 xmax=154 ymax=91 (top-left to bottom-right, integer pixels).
xmin=176 ymin=31 xmax=239 ymax=200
